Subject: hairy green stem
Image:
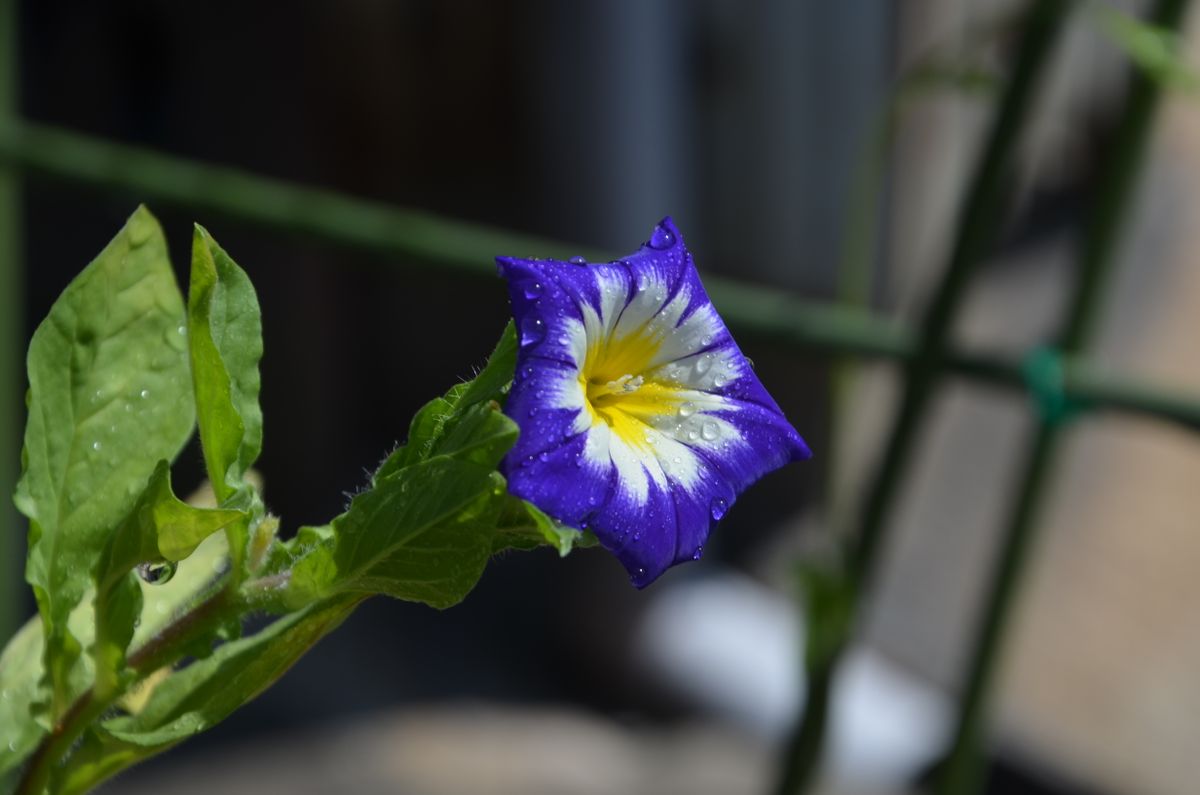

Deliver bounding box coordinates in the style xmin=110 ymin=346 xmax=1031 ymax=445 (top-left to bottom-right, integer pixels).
xmin=775 ymin=3 xmax=1072 ymax=793
xmin=15 ymin=586 xmax=235 ymax=794
xmin=936 ymin=0 xmax=1191 ymax=791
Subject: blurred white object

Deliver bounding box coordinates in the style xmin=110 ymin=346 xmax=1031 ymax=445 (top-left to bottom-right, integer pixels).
xmin=634 ymin=573 xmax=951 ymax=789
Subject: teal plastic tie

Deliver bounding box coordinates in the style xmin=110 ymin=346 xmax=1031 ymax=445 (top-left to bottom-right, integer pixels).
xmin=1021 ymin=346 xmax=1089 ymax=426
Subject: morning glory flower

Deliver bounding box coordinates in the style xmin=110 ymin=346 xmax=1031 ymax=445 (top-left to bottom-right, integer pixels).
xmin=497 ymin=217 xmax=811 ymax=587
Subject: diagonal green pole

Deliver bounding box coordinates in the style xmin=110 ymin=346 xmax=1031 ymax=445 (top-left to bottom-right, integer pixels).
xmin=775 ymin=2 xmax=1072 ymax=792
xmin=936 ymin=1 xmax=1191 ymax=792
xmin=0 ymin=0 xmax=23 ymax=642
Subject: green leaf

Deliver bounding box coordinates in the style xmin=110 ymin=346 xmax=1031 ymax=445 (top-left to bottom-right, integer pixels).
xmin=47 ymin=597 xmax=360 ymax=795
xmin=374 ymin=396 xmax=454 ymax=480
xmin=0 ymin=525 xmax=233 ymax=787
xmin=0 ymin=616 xmax=48 ymax=781
xmin=16 ymin=206 xmax=195 ymax=718
xmin=455 ymin=320 xmax=517 ymax=409
xmin=188 ymin=225 xmax=264 ymax=502
xmin=287 ymin=456 xmax=503 ymax=610
xmin=430 ymin=401 xmax=519 ymax=467
xmin=494 ymin=499 xmax=588 ymax=556
xmin=374 ymin=323 xmax=517 ymax=482
xmin=91 ymin=463 xmax=242 ymax=697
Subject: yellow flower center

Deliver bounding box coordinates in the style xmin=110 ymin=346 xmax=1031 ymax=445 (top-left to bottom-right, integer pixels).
xmin=580 ymin=330 xmax=682 ymax=450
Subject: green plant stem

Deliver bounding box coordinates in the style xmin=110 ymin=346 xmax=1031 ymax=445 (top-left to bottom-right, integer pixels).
xmin=775 ymin=3 xmax=1072 ymax=793
xmin=15 ymin=586 xmax=235 ymax=794
xmin=936 ymin=0 xmax=1190 ymax=792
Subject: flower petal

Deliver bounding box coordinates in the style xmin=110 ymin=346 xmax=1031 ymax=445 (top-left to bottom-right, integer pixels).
xmin=498 ymin=217 xmax=810 ymax=586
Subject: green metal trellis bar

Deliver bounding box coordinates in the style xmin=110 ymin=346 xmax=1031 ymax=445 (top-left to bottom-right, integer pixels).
xmin=2 ymin=119 xmax=1200 ymax=437
xmin=0 ymin=0 xmax=23 ymax=644
xmin=777 ymin=3 xmax=1073 ymax=791
xmin=936 ymin=0 xmax=1192 ymax=790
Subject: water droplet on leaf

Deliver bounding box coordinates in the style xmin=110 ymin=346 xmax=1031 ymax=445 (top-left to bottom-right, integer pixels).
xmin=165 ymin=325 xmax=187 ymax=352
xmin=139 ymin=389 xmax=150 ymax=400
xmin=136 ymin=560 xmax=177 ymax=585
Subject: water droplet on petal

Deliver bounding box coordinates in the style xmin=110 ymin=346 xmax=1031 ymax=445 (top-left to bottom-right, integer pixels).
xmin=568 ymin=255 xmax=588 ymax=265
xmin=524 ymin=281 xmax=544 ymax=299
xmin=701 ymin=422 xmax=720 ymax=441
xmin=695 ymin=356 xmax=712 ymax=375
xmin=713 ymin=374 xmax=729 ymax=388
xmin=538 ymin=451 xmax=551 ymax=463
xmin=647 ymin=223 xmax=675 ymax=250
xmin=692 ymin=546 xmax=704 ymax=561
xmin=710 ymin=497 xmax=728 ymax=521
xmin=635 ymin=567 xmax=647 ymax=579
xmin=520 ymin=317 xmax=546 ymax=347
xmin=687 ymin=429 xmax=699 ymax=441
xmin=136 ymin=560 xmax=177 ymax=585
xmin=678 ymin=402 xmax=696 ymax=418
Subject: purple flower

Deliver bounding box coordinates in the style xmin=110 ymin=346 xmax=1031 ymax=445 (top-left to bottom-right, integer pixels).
xmin=497 ymin=217 xmax=811 ymax=586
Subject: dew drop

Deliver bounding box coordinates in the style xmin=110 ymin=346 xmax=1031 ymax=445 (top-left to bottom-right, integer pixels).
xmin=127 ymin=214 xmax=154 ymax=246
xmin=710 ymin=497 xmax=728 ymax=521
xmin=643 ymin=431 xmax=656 ymax=445
xmin=523 ymin=281 xmax=544 ymax=299
xmin=647 ymin=223 xmax=675 ymax=250
xmin=91 ymin=440 xmax=102 ymax=452
xmin=701 ymin=421 xmax=720 ymax=441
xmin=165 ymin=325 xmax=187 ymax=352
xmin=678 ymin=401 xmax=697 ymax=418
xmin=687 ymin=429 xmax=699 ymax=441
xmin=136 ymin=560 xmax=177 ymax=585
xmin=635 ymin=567 xmax=647 ymax=579
xmin=568 ymin=255 xmax=588 ymax=265
xmin=519 ymin=317 xmax=546 ymax=347
xmin=692 ymin=546 xmax=704 ymax=561
xmin=713 ymin=374 xmax=729 ymax=388
xmin=1 ymin=688 xmax=10 ymax=701
xmin=90 ymin=389 xmax=103 ymax=405
xmin=538 ymin=451 xmax=551 ymax=463
xmin=695 ymin=356 xmax=712 ymax=375
xmin=7 ymin=740 xmax=15 ymax=753
xmin=139 ymin=388 xmax=151 ymax=400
